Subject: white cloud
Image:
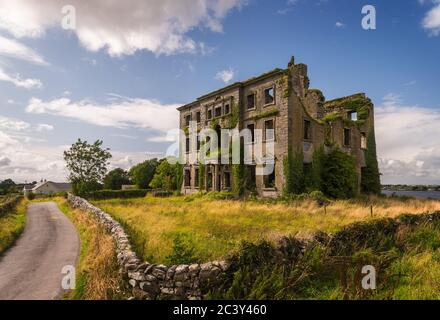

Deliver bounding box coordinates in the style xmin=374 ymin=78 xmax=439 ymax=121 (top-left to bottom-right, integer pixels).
xmin=215 ymin=68 xmax=235 ymax=84
xmin=0 ymin=35 xmax=48 ymax=65
xmin=335 ymin=21 xmax=346 ymax=28
xmin=36 ymin=124 xmax=54 ymax=132
xmin=376 ymin=93 xmax=440 ymax=183
xmin=0 ymin=116 xmax=30 ymax=131
xmin=422 ymin=3 xmax=440 ymax=35
xmin=0 ymin=116 xmax=55 ymax=134
xmin=277 ymin=0 xmax=299 ymax=14
xmin=26 ymin=95 xmax=180 ymax=133
xmin=0 ymin=0 xmax=246 ymax=56
xmin=0 ymin=67 xmax=43 ymax=89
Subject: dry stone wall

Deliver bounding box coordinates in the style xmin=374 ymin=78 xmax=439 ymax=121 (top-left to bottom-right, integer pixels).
xmin=67 ymin=194 xmax=228 ymax=300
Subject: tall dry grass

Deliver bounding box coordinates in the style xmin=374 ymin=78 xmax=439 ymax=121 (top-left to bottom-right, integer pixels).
xmin=0 ymin=199 xmax=27 ymax=254
xmin=94 ymin=195 xmax=440 ymax=264
xmin=56 ymin=199 xmax=129 ymax=300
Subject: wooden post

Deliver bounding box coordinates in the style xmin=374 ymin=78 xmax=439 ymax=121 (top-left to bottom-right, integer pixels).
xmin=370 ymin=205 xmax=373 ymax=217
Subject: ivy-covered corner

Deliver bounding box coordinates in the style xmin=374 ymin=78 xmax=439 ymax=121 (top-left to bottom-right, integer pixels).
xmin=361 ymin=130 xmax=381 ymax=195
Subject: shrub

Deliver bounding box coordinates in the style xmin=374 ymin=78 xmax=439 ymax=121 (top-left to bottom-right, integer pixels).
xmin=26 ymin=193 xmax=35 ymax=201
xmin=85 ymin=189 xmax=149 ymax=200
xmin=0 ymin=196 xmax=22 ymax=218
xmin=165 ymin=233 xmax=198 ymax=265
xmin=321 ymin=148 xmax=357 ymax=199
xmin=149 ymin=159 xmax=182 ymax=191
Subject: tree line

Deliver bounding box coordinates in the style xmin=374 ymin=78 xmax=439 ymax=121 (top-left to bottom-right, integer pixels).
xmin=64 ymin=139 xmax=182 ymax=195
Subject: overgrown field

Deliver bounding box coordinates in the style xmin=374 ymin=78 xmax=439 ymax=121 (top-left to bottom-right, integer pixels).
xmin=93 ymin=194 xmax=440 ymax=264
xmin=0 ymin=199 xmax=27 ymax=254
xmin=209 ymin=214 xmax=440 ymax=300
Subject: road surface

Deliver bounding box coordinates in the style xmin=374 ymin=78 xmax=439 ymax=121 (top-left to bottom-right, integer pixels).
xmin=0 ymin=202 xmax=79 ymax=300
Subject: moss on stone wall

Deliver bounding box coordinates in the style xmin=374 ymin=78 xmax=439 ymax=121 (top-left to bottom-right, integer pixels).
xmin=254 ymin=108 xmax=280 ymax=120
xmin=324 ymin=94 xmax=372 ymax=125
xmin=361 ymin=130 xmax=381 ymax=195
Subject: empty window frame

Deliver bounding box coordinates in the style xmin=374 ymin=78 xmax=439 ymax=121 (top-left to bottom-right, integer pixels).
xmin=184 ymin=114 xmax=191 ymax=126
xmin=348 ymin=111 xmax=358 ymax=121
xmin=185 ymin=136 xmax=190 ymax=153
xmin=344 ymin=128 xmax=351 ymax=146
xmin=194 ymin=168 xmax=199 ymax=188
xmin=303 ymin=119 xmax=311 ymax=140
xmin=224 ymin=172 xmax=231 ymax=189
xmin=224 ymin=103 xmax=230 ymax=115
xmin=207 ymin=109 xmax=213 ymax=120
xmin=264 ymin=166 xmax=276 ymax=188
xmin=264 ymin=87 xmax=275 ymax=105
xmin=196 ymin=111 xmax=201 ymax=123
xmin=215 ymin=106 xmax=222 ymax=117
xmin=264 ymin=119 xmax=275 ymax=141
xmin=184 ymin=169 xmax=191 ymax=187
xmin=207 ymin=172 xmax=213 ymax=190
xmin=361 ymin=132 xmax=367 ymax=149
xmin=247 ymin=93 xmax=256 ymax=109
xmin=247 ymin=123 xmax=255 ymax=143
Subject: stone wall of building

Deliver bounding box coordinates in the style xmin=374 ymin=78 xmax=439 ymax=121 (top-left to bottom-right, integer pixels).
xmin=67 ymin=194 xmax=229 ymax=300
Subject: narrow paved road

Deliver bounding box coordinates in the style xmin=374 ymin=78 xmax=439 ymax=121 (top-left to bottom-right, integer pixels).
xmin=0 ymin=202 xmax=79 ymax=300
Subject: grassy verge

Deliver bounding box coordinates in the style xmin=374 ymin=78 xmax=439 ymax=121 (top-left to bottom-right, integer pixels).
xmin=43 ymin=197 xmax=129 ymax=300
xmin=93 ymin=194 xmax=440 ymax=264
xmin=0 ymin=199 xmax=27 ymax=254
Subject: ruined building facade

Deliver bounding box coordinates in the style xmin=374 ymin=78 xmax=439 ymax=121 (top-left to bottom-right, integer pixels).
xmin=178 ymin=56 xmax=378 ymax=197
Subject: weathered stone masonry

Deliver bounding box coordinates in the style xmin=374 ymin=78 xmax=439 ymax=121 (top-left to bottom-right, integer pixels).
xmin=68 ymin=194 xmax=228 ymax=299
xmin=178 ymin=56 xmax=378 ymax=197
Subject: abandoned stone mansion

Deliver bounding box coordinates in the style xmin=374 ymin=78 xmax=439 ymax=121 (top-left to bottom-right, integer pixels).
xmin=178 ymin=56 xmax=378 ymax=197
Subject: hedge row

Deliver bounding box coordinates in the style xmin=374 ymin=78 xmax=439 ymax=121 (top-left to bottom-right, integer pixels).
xmin=83 ymin=189 xmax=173 ymax=200
xmin=0 ymin=196 xmax=22 ymax=218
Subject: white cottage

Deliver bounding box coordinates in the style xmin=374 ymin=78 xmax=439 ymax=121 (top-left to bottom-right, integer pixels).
xmin=24 ymin=181 xmax=72 ymax=195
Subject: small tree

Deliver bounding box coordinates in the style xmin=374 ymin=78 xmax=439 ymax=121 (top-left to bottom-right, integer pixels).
xmin=64 ymin=139 xmax=112 ymax=195
xmin=129 ymin=158 xmax=159 ymax=189
xmin=103 ymin=168 xmax=131 ymax=190
xmin=149 ymin=158 xmax=182 ymax=191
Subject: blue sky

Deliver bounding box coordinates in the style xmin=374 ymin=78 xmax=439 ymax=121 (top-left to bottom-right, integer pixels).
xmin=1 ymin=0 xmax=440 ymax=184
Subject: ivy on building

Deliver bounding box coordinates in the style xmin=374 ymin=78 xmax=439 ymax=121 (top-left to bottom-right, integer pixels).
xmin=361 ymin=130 xmax=381 ymax=195
xmin=321 ymin=148 xmax=358 ymax=199
xmin=283 ymin=146 xmax=358 ymax=199
xmin=283 ymin=150 xmax=304 ymax=195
